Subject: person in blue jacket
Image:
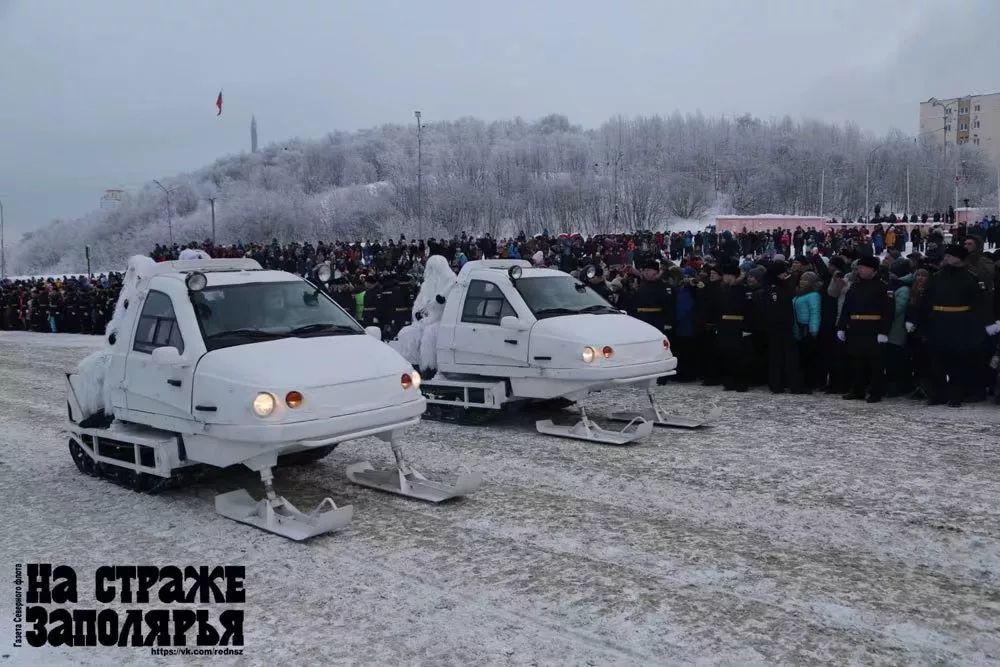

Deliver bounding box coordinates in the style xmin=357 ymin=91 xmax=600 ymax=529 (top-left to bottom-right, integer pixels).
xmin=793 ymin=271 xmax=822 ymax=389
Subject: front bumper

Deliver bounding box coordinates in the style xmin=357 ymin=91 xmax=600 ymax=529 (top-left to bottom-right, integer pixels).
xmin=537 ymin=357 xmax=677 ymax=381
xmin=185 ymin=397 xmax=427 ymax=467
xmin=510 ymin=357 xmax=677 ymax=399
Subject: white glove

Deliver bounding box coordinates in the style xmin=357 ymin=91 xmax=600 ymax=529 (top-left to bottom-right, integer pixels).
xmin=986 ymin=321 xmax=1000 ymax=336
xmin=877 ymin=334 xmax=888 ymax=344
xmin=742 ymin=331 xmax=752 ymax=337
xmin=905 ymin=321 xmax=916 ymax=333
xmin=836 ymin=330 xmax=846 ymax=342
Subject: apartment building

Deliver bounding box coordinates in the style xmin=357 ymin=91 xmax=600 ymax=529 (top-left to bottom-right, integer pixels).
xmin=919 ymin=92 xmax=1000 ymax=164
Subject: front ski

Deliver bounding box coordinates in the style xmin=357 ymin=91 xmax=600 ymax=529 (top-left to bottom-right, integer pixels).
xmin=215 ymin=490 xmax=353 ymax=541
xmin=346 ymin=462 xmax=482 ymax=502
xmin=535 ymin=406 xmax=653 ymax=445
xmin=215 ymin=466 xmax=353 ymax=541
xmin=345 ymin=432 xmax=482 ymax=502
xmin=610 ymin=390 xmax=722 ymax=429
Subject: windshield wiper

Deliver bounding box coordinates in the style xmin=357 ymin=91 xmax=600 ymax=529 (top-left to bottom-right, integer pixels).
xmin=576 ymin=304 xmax=618 ymax=314
xmin=533 ymin=307 xmax=579 ymax=318
xmin=289 ymin=323 xmax=360 ymax=336
xmin=204 ymin=328 xmax=286 ymax=340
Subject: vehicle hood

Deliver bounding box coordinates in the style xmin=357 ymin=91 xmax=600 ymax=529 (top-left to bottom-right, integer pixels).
xmin=532 ymin=313 xmax=662 ymax=344
xmin=198 ymin=334 xmax=410 ymax=386
xmin=192 ymin=334 xmax=420 ymax=424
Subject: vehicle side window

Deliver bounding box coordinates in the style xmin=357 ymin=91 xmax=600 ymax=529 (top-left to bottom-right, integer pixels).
xmin=461 ymin=280 xmax=515 ymax=325
xmin=133 ymin=291 xmax=185 ymax=354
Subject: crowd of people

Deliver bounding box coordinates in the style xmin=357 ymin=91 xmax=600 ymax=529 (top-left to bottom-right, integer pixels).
xmin=0 ymin=273 xmax=122 ymax=335
xmin=4 ymin=211 xmax=1000 ymax=408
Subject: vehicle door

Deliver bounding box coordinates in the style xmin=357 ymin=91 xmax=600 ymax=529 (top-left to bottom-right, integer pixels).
xmin=452 ymin=279 xmax=530 ymax=367
xmin=124 ymin=290 xmax=195 ymax=419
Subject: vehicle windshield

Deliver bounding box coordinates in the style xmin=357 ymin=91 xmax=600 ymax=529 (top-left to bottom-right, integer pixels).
xmin=514 ymin=275 xmax=618 ymax=319
xmin=190 ymin=280 xmax=364 ymax=350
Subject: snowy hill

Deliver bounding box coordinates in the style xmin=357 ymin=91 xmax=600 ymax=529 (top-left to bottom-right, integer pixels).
xmin=11 ymin=113 xmax=998 ymax=275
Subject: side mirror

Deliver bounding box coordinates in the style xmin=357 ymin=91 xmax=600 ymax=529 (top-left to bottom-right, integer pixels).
xmin=500 ymin=316 xmax=529 ymax=331
xmin=151 ymin=346 xmax=186 ymax=367
xmin=365 ymin=326 xmax=382 ymax=340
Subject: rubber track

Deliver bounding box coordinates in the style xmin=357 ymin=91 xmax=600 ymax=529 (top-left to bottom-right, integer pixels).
xmin=68 ymin=438 xmax=200 ymax=494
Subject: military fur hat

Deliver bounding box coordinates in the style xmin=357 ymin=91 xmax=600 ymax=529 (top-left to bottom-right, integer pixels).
xmin=856 ymin=255 xmax=880 ymax=270
xmin=890 ymin=258 xmax=912 ymax=277
xmin=767 ymin=259 xmax=788 ymax=276
xmin=944 ymin=244 xmax=968 ymax=260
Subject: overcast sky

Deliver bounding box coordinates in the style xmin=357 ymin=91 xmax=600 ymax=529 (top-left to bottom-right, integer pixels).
xmin=1 ymin=0 xmax=997 ymax=238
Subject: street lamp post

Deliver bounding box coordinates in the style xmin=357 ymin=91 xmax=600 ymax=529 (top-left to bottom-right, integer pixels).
xmin=928 ymin=97 xmax=959 ymax=217
xmin=207 ymin=197 xmax=217 ymax=245
xmin=414 ymin=111 xmax=422 ymax=241
xmin=865 ymin=143 xmax=887 ymax=221
xmin=153 ymin=179 xmax=173 ymax=246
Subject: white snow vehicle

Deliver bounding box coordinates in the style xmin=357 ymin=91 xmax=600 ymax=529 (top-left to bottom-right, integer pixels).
xmin=392 ymin=259 xmax=717 ymax=445
xmin=64 ymin=257 xmax=480 ymax=541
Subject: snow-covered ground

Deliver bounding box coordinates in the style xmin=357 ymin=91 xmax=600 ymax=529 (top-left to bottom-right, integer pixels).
xmin=1 ymin=331 xmax=999 ymax=665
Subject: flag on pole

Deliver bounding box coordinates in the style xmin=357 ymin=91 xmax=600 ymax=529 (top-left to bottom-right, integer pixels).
xmin=216 ymin=91 xmax=223 ymax=116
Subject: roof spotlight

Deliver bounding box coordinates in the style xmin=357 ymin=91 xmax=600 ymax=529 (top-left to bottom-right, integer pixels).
xmin=185 ymin=272 xmax=207 ymax=292
xmin=315 ymin=263 xmax=332 ymax=283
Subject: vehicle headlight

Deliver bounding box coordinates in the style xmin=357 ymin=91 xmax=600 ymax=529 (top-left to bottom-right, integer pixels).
xmin=401 ymin=373 xmax=416 ymax=390
xmin=663 ymin=338 xmax=671 ymax=352
xmin=411 ymin=370 xmax=421 ymax=389
xmin=582 ymin=346 xmax=596 ymax=363
xmin=602 ymin=345 xmax=614 ymax=359
xmin=285 ymin=391 xmax=303 ymax=409
xmin=252 ymin=392 xmax=276 ymax=417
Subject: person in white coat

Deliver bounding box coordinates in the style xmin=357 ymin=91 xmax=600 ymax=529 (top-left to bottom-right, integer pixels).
xmin=389 ymin=255 xmax=457 ymax=376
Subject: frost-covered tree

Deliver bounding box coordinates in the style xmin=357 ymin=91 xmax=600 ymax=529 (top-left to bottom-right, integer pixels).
xmin=10 ymin=111 xmax=998 ymax=274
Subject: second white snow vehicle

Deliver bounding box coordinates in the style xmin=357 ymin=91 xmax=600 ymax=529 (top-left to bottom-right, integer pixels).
xmin=406 ymin=260 xmax=716 ymax=445
xmin=64 ymin=257 xmax=480 ymax=541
